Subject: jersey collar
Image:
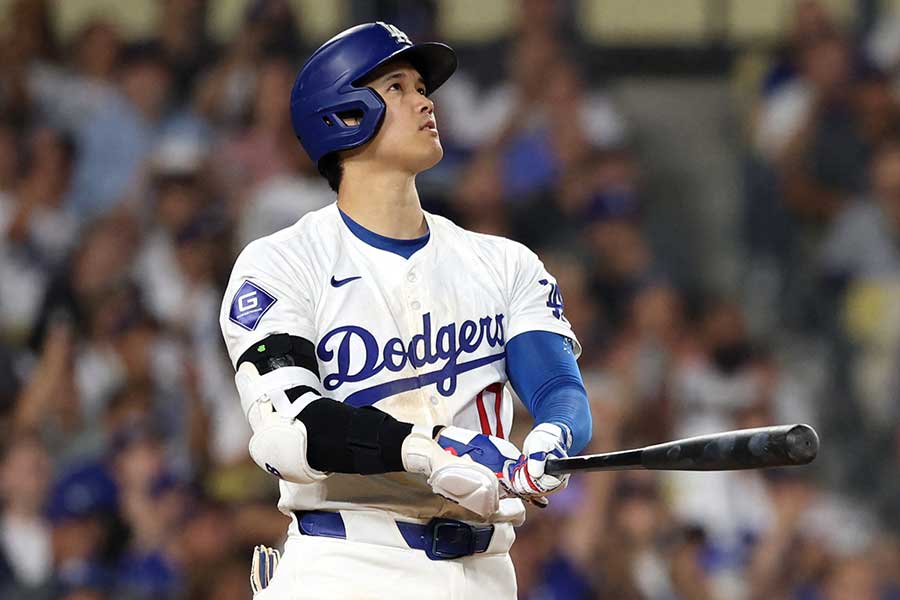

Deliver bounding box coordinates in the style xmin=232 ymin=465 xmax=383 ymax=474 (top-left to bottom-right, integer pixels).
xmin=337 ymin=207 xmax=430 ymax=260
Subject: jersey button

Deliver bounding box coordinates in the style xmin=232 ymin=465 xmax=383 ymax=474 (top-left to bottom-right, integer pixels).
xmin=430 ymin=396 xmax=439 ymax=406
xmin=410 ymin=300 xmax=421 ymax=310
xmin=407 ymin=271 xmax=418 ymax=283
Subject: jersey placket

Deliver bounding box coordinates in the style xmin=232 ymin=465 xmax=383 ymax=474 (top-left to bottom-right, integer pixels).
xmin=335 ymin=214 xmax=449 ymax=426
xmin=402 ymin=249 xmax=450 ymax=423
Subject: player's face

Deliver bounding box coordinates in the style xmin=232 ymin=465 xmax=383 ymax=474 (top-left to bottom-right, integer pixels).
xmin=361 ymin=60 xmax=443 ymax=173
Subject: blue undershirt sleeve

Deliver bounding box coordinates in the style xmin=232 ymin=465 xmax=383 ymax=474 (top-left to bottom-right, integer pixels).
xmin=505 ymin=331 xmax=592 ymax=454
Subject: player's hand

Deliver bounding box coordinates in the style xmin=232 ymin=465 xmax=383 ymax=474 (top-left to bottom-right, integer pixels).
xmin=402 ymin=427 xmax=509 ymax=518
xmin=250 ymin=544 xmax=280 ymax=595
xmin=508 ymin=423 xmax=571 ymax=502
xmin=435 ymin=426 xmax=522 ymax=496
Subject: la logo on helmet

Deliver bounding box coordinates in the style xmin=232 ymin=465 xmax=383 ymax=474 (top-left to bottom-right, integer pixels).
xmin=377 ymin=21 xmax=411 ymax=45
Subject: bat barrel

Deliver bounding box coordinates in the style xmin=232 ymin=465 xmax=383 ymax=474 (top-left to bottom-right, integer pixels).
xmin=544 ymin=424 xmax=820 ymax=475
xmin=640 ymin=424 xmax=819 ymax=471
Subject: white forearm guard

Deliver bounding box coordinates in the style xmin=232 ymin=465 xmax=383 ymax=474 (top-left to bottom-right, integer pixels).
xmin=235 ymin=362 xmax=328 ymax=484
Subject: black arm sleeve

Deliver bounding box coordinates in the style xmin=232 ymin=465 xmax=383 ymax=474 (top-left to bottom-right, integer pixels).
xmin=299 ymin=399 xmax=413 ymax=474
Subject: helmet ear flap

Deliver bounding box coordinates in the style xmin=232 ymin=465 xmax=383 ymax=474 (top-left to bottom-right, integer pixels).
xmin=297 ymin=86 xmax=386 ymax=163
xmin=317 ymin=87 xmax=386 ymax=154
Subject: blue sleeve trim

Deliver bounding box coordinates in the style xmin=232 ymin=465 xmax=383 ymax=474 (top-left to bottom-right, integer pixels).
xmin=506 ymin=331 xmax=592 ymax=454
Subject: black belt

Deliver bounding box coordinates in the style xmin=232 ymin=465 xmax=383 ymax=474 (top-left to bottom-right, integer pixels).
xmin=294 ymin=511 xmax=494 ymax=560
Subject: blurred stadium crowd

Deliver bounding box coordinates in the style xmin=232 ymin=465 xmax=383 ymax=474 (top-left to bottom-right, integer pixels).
xmin=1 ymin=0 xmax=900 ymax=598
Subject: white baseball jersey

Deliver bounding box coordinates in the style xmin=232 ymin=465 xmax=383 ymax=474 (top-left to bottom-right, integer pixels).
xmin=219 ymin=202 xmax=580 ymax=523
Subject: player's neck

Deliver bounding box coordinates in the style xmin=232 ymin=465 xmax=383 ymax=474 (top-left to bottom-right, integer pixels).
xmin=337 ymin=167 xmax=426 ymax=239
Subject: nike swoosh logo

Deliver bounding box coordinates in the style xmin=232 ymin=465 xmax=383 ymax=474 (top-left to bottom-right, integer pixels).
xmin=331 ymin=275 xmax=362 ymax=288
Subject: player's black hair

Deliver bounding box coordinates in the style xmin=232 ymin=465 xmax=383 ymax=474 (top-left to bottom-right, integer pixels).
xmin=318 ymin=152 xmax=343 ymax=193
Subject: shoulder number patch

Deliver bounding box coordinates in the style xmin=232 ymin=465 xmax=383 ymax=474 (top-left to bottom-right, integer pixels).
xmin=538 ymin=279 xmax=565 ymax=320
xmin=229 ymin=280 xmax=277 ymax=331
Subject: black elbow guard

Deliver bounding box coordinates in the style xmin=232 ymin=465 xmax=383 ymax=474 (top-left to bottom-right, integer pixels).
xmin=298 ymin=400 xmax=413 ymax=475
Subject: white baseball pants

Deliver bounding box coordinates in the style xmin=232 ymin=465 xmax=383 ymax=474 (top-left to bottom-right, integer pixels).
xmin=255 ymin=512 xmax=517 ymax=600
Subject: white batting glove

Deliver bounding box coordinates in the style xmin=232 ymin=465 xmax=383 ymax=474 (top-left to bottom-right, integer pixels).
xmin=402 ymin=427 xmax=504 ymax=518
xmin=250 ymin=544 xmax=280 ymax=595
xmin=509 ymin=423 xmax=572 ymax=502
xmin=435 ymin=426 xmax=522 ymax=498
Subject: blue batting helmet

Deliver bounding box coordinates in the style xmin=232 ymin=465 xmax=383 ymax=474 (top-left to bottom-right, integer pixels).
xmin=290 ymin=22 xmax=457 ymax=167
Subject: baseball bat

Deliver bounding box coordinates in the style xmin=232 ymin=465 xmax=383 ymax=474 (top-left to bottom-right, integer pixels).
xmin=544 ymin=424 xmax=819 ymax=475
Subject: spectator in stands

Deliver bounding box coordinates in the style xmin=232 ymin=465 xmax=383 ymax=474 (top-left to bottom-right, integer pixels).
xmin=111 ymin=426 xmax=182 ymax=598
xmin=511 ymin=508 xmax=593 ymax=599
xmin=755 ymin=14 xmax=849 ymax=162
xmin=595 ymin=473 xmax=692 ymax=599
xmin=508 ymin=145 xmax=639 ymax=256
xmin=822 ymin=139 xmax=900 ymax=285
xmin=29 ymin=210 xmax=138 ymax=346
xmin=663 ymin=302 xmax=787 ymax=573
xmin=0 ymin=0 xmax=59 ymax=127
xmin=440 ymin=34 xmax=626 ymax=198
xmin=604 ymin=283 xmax=684 ymax=439
xmin=0 ymin=434 xmax=53 ymax=597
xmin=133 ymin=152 xmax=248 ymax=468
xmin=167 ymin=215 xmax=243 ymax=471
xmin=45 ymin=462 xmax=119 ymax=597
xmin=3 ymin=128 xmax=78 ymax=265
xmin=194 ymin=0 xmax=302 ymax=129
xmin=0 ymin=127 xmax=78 ymax=336
xmin=176 ymin=500 xmax=243 ymax=599
xmin=866 ymin=1 xmax=900 ymax=82
xmin=670 ymin=299 xmax=763 ymax=437
xmin=452 ymin=152 xmax=510 ymax=237
xmin=759 ymin=0 xmax=839 ymax=97
xmin=66 ymin=40 xmax=208 ymax=219
xmin=25 ymin=20 xmax=122 ymax=138
xmin=0 ymin=0 xmax=58 ymax=69
xmin=214 ymin=55 xmax=305 ymax=197
xmin=759 ymin=38 xmax=900 ymax=224
xmin=171 ymin=215 xmax=229 ymax=337
xmin=744 ymin=471 xmax=888 ymax=600
xmin=822 ymin=140 xmax=900 ymax=431
xmin=135 ymin=135 xmax=212 ymax=330
xmin=13 ymin=320 xmax=96 ymax=464
xmin=158 ymin=0 xmax=216 ymax=105
xmin=69 ymin=22 xmax=121 ymax=84
xmin=234 ymin=134 xmax=333 ymax=249
xmin=582 ymin=187 xmax=656 ymax=328
xmin=244 ymin=0 xmax=304 ymax=58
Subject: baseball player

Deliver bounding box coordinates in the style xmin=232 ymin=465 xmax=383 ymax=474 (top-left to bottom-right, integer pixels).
xmin=220 ymin=22 xmax=592 ymax=599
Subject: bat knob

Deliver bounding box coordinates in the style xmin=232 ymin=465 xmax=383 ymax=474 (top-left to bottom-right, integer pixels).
xmin=785 ymin=424 xmax=819 ymax=464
